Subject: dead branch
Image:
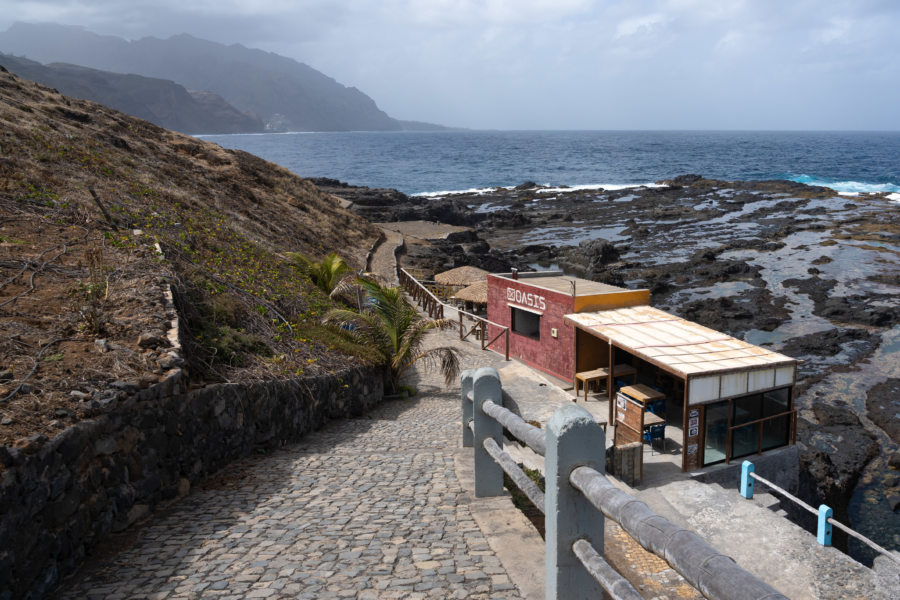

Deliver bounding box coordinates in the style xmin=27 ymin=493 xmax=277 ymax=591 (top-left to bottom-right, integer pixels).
xmin=1 ymin=337 xmax=74 ymax=402
xmin=88 ymin=186 xmax=119 ymax=231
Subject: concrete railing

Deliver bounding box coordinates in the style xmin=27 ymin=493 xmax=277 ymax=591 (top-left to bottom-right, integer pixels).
xmin=462 ymin=367 xmax=788 ymax=600
xmin=740 ymin=461 xmax=900 ymax=567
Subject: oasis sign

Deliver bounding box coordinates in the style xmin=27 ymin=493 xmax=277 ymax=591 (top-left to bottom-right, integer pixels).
xmin=507 ymin=287 xmax=546 ymax=311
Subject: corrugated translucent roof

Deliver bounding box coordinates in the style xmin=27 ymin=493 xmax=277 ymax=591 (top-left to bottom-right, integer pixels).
xmin=565 ymin=305 xmax=797 ymax=378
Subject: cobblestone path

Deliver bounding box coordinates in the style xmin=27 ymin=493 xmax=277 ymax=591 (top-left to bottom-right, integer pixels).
xmin=367 ymin=228 xmax=404 ymax=286
xmin=57 ymin=391 xmax=523 ymax=600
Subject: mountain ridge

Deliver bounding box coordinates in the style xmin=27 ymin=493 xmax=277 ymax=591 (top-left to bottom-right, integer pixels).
xmin=0 ymin=53 xmax=262 ymax=134
xmin=0 ymin=22 xmax=449 ymax=132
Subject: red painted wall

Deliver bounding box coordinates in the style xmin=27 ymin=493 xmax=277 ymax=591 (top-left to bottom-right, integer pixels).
xmin=487 ymin=274 xmax=576 ymax=380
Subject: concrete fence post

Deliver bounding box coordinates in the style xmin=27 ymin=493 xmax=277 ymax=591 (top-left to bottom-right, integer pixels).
xmin=461 ymin=369 xmax=474 ymax=448
xmin=545 ymin=404 xmax=606 ymax=600
xmin=817 ymin=505 xmax=833 ymax=546
xmin=472 ymin=367 xmax=504 ymax=498
xmin=740 ymin=460 xmax=755 ymax=499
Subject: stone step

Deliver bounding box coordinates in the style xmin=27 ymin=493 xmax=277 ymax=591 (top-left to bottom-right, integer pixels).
xmin=754 ymin=492 xmax=783 ymax=510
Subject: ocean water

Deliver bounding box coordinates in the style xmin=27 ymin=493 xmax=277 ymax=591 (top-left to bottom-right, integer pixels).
xmin=199 ymin=130 xmax=900 ymax=198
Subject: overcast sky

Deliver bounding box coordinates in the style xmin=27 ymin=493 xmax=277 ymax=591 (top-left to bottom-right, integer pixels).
xmin=1 ymin=0 xmax=898 ymax=130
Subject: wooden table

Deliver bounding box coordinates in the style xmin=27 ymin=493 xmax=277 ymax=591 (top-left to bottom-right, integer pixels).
xmin=574 ymin=364 xmax=637 ymax=402
xmin=619 ymin=384 xmax=665 ymax=407
xmin=642 ymin=411 xmax=666 ymax=452
xmin=642 ymin=412 xmax=665 ymax=428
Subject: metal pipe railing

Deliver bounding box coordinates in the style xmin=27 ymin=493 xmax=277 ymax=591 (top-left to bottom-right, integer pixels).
xmin=741 ymin=462 xmax=900 ymax=567
xmin=749 ymin=470 xmax=817 ymax=514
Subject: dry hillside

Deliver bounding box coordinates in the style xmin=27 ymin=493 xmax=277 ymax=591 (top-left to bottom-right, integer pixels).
xmin=0 ymin=66 xmax=382 ymax=447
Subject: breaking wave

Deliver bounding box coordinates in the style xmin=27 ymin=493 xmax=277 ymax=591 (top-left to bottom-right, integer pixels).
xmin=413 ymin=182 xmax=663 ymax=197
xmin=789 ymin=174 xmax=900 ymax=195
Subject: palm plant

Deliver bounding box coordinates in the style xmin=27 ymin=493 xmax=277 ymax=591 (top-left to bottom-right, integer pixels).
xmin=287 ymin=251 xmax=351 ymax=295
xmin=325 ymin=277 xmax=460 ymax=392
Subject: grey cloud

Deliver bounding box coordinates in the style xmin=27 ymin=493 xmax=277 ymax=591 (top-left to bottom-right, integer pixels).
xmin=0 ymin=0 xmax=897 ymax=129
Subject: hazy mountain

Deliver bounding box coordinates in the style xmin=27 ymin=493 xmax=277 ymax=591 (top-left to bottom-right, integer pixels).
xmin=0 ymin=22 xmax=417 ymax=132
xmin=0 ymin=53 xmax=262 ymax=134
xmin=397 ymin=120 xmax=460 ymax=131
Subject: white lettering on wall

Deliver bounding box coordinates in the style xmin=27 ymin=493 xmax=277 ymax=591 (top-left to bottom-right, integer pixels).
xmin=506 ymin=287 xmax=546 ymax=311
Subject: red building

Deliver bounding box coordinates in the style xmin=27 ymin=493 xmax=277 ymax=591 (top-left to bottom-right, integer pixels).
xmin=483 ymin=271 xmax=798 ymax=473
xmin=486 ymin=271 xmax=650 ymax=381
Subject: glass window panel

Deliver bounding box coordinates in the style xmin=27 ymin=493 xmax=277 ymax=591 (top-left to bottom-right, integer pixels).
xmin=762 ymin=387 xmax=790 ymax=417
xmin=731 ymin=423 xmax=759 ymax=459
xmin=762 ymin=414 xmax=790 ymax=451
xmin=703 ymin=401 xmax=729 ymax=466
xmin=511 ymin=307 xmax=540 ymax=340
xmin=733 ymin=393 xmax=762 ymax=425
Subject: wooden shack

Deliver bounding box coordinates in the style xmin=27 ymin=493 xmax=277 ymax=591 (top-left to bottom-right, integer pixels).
xmin=452 ymin=280 xmax=488 ymax=314
xmin=434 ymin=266 xmax=489 ymax=302
xmin=565 ymin=305 xmax=798 ymax=471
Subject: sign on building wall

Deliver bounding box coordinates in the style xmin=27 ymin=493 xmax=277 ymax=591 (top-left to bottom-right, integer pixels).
xmin=683 ymin=406 xmax=703 ymax=471
xmin=506 ymin=287 xmax=546 ymax=311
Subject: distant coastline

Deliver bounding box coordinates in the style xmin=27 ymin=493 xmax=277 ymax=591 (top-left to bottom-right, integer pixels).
xmin=199 ymin=129 xmax=900 ymax=198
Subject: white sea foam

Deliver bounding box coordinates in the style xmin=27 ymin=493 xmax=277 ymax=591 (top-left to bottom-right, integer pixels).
xmin=535 ymin=183 xmax=665 ymax=194
xmin=888 ymin=193 xmax=900 ymax=203
xmin=414 ymin=181 xmax=666 ymax=197
xmin=413 ymin=186 xmax=514 ymax=198
xmin=790 ymin=174 xmax=900 ymax=195
xmin=196 ymin=130 xmax=316 ymax=138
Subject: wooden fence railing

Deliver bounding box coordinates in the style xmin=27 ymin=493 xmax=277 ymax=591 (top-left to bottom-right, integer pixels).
xmin=456 ymin=308 xmax=510 ymax=361
xmin=398 ymin=267 xmax=444 ymax=320
xmin=398 ymin=267 xmax=509 ymax=360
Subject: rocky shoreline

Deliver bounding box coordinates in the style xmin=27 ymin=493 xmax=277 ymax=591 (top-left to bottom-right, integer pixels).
xmin=317 ymin=175 xmax=900 ymax=563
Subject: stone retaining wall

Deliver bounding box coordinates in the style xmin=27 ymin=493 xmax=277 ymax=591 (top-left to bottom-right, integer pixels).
xmin=0 ymin=362 xmax=382 ymax=600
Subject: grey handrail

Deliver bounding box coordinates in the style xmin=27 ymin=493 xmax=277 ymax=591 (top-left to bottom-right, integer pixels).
xmin=570 ymin=465 xmax=787 ymax=600
xmin=572 ymin=539 xmax=643 ymax=600
xmin=463 ymin=368 xmax=789 ymax=600
xmin=482 ymin=399 xmax=546 ymax=456
xmin=482 ymin=437 xmax=545 ymax=513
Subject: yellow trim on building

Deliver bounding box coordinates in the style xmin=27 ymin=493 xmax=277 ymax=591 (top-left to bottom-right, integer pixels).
xmin=573 ymin=289 xmax=650 ymax=313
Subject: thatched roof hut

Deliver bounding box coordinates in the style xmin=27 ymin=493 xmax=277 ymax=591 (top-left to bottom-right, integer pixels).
xmin=452 ymin=281 xmax=488 ymax=305
xmin=434 ymin=265 xmax=489 ymax=286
